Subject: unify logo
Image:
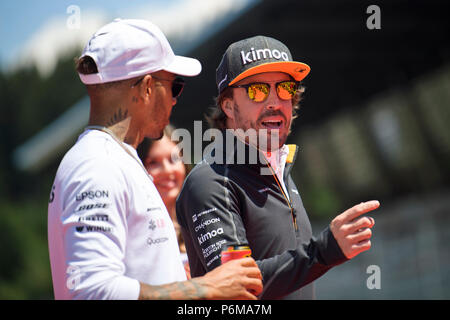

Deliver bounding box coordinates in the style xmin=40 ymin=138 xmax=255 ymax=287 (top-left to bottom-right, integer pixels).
xmin=241 ymin=47 xmax=289 ymax=65
xmin=197 ymin=228 xmax=224 ymax=245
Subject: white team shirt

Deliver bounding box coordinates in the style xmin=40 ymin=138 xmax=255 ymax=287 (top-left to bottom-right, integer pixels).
xmin=48 ymin=130 xmax=186 ymax=300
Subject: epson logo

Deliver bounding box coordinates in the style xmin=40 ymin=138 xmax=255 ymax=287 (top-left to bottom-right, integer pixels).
xmin=197 ymin=227 xmax=224 ymax=245
xmin=241 ymin=47 xmax=289 ymax=65
xmin=76 ymin=190 xmax=109 ymax=201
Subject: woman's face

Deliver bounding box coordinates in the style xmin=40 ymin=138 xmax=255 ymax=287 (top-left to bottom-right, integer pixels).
xmin=144 ymin=135 xmax=186 ymax=208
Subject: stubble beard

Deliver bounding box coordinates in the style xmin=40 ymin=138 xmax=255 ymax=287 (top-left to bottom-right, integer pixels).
xmin=148 ymin=92 xmax=169 ymax=140
xmin=232 ymin=102 xmax=290 ymax=152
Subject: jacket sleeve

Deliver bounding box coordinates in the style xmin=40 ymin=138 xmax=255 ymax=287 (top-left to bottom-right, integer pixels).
xmin=176 ymin=164 xmax=348 ymax=299
xmin=256 ymin=226 xmax=348 ymax=299
xmin=176 ymin=164 xmax=249 ymax=273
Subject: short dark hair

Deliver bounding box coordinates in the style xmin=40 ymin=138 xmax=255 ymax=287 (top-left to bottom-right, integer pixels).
xmin=205 ymin=84 xmax=305 ymax=130
xmin=205 ymin=87 xmax=234 ymax=130
xmin=75 ymin=55 xmax=137 ymax=89
xmin=76 ymin=56 xmax=98 ymax=75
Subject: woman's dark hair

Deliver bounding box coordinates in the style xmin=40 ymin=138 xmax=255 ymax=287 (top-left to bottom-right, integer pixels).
xmin=137 ymin=125 xmax=175 ymax=162
xmin=137 ymin=125 xmax=191 ymax=174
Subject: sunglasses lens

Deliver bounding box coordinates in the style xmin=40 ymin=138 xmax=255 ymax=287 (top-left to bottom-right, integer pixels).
xmin=248 ymin=84 xmax=270 ymax=102
xmin=172 ymin=78 xmax=184 ymax=98
xmin=277 ymin=81 xmax=298 ymax=100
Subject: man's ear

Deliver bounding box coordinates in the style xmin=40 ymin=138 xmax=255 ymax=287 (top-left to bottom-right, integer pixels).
xmin=139 ymin=74 xmax=152 ymax=99
xmin=221 ymin=99 xmax=234 ymax=120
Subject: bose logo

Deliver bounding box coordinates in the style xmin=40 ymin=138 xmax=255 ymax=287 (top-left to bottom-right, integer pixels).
xmin=241 ymin=47 xmax=289 ymax=65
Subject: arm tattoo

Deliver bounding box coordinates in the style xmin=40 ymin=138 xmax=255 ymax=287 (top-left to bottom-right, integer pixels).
xmin=139 ymin=279 xmax=209 ymax=300
xmin=106 ymin=108 xmax=128 ymax=127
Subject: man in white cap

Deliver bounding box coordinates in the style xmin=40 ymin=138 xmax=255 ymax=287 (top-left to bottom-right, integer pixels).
xmin=47 ymin=19 xmax=262 ymax=300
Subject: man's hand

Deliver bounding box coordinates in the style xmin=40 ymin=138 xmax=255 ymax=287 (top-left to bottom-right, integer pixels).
xmin=138 ymin=257 xmax=262 ymax=300
xmin=330 ymin=200 xmax=380 ymax=259
xmin=199 ymin=257 xmax=263 ymax=300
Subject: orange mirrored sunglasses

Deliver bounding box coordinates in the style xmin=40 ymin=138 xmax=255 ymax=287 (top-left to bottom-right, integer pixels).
xmin=230 ymin=80 xmax=299 ymax=102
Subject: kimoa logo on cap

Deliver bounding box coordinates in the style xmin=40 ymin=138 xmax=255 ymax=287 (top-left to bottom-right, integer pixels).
xmin=241 ymin=47 xmax=289 ymax=65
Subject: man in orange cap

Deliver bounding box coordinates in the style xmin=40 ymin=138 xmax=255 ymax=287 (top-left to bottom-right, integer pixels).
xmin=177 ymin=35 xmax=380 ymax=299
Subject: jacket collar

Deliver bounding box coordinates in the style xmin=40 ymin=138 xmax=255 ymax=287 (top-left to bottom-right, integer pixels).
xmin=204 ymin=129 xmax=298 ymax=171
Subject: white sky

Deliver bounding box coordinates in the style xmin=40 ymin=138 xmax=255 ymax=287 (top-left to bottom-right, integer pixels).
xmin=0 ymin=0 xmax=257 ymax=75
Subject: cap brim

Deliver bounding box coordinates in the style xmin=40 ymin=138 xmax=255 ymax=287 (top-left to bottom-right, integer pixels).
xmin=164 ymin=55 xmax=202 ymax=77
xmin=229 ymin=61 xmax=310 ymax=85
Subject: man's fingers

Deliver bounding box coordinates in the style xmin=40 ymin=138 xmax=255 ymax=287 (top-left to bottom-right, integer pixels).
xmin=345 ymin=216 xmax=374 ymax=234
xmin=245 ymin=266 xmax=263 ymax=279
xmin=238 ymin=290 xmax=258 ymax=300
xmin=236 ymin=257 xmax=258 ymax=267
xmin=347 ymin=227 xmax=372 ymax=243
xmin=331 ymin=201 xmax=379 ymax=259
xmin=351 ymin=239 xmax=372 ymax=254
xmin=245 ymin=278 xmax=263 ymax=296
xmin=341 ymin=200 xmax=380 ymax=222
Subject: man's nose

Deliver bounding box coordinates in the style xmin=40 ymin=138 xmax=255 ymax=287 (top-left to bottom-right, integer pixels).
xmin=265 ymin=86 xmax=282 ymax=109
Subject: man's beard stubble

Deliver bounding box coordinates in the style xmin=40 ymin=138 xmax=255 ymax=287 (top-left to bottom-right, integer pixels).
xmin=232 ymin=102 xmax=290 ymax=152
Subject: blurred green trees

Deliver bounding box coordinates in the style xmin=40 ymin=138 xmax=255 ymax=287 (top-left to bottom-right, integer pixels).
xmin=0 ymin=51 xmax=85 ymax=299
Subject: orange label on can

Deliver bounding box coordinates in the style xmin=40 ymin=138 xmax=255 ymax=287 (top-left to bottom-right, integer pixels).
xmin=221 ymin=246 xmax=252 ymax=264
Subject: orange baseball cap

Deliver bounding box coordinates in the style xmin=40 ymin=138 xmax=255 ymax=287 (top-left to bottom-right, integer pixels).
xmin=216 ymin=35 xmax=310 ymax=94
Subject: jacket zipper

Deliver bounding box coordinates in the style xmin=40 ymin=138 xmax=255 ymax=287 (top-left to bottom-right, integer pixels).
xmin=263 ymin=159 xmax=298 ymax=231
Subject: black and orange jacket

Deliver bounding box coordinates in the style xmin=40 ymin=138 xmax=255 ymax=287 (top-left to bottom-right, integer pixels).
xmin=176 ymin=130 xmax=348 ymax=299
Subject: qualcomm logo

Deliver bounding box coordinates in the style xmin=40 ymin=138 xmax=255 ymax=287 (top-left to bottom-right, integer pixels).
xmin=147 ymin=237 xmax=169 ymax=246
xmin=241 ymin=47 xmax=289 ymax=65
xmin=197 ymin=227 xmax=224 ymax=245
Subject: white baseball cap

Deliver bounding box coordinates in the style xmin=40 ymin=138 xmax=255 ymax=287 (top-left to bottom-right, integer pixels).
xmin=78 ymin=18 xmax=202 ymax=85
